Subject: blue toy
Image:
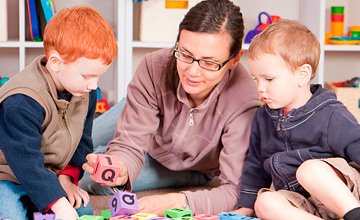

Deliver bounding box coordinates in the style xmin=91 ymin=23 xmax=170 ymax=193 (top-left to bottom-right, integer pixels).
xmin=0 ymin=76 xmax=9 ymax=86
xmin=217 ymin=212 xmax=259 ymax=220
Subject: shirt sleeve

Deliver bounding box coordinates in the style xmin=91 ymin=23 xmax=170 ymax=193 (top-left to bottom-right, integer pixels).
xmin=0 ymin=94 xmax=67 ymax=211
xmin=58 ymin=164 xmax=80 ymax=185
xmin=238 ymin=112 xmax=272 ymax=209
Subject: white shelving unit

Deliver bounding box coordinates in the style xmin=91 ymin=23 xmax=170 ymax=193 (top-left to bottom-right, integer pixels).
xmin=1 ymin=0 xmax=121 ymax=104
xmin=124 ymin=0 xmax=360 ymax=91
xmin=1 ymin=0 xmax=360 ymax=104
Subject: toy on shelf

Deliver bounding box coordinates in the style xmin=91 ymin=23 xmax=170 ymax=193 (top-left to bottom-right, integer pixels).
xmin=0 ymin=76 xmax=9 ymax=87
xmin=330 ymin=6 xmax=344 ymax=37
xmin=96 ymin=87 xmax=110 ymax=117
xmin=326 ymin=6 xmax=360 ymax=45
xmin=332 ymin=77 xmax=359 ymax=88
xmin=244 ymin=12 xmax=281 ymax=44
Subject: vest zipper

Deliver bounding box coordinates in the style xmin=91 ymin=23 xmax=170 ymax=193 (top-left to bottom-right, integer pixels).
xmin=59 ymin=103 xmax=71 ymax=165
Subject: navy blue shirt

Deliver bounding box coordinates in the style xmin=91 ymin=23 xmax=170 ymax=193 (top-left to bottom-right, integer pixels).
xmin=238 ymin=84 xmax=360 ymax=209
xmin=0 ymin=90 xmax=96 ymax=210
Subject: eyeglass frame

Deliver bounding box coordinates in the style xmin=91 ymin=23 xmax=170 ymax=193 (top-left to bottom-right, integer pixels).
xmin=173 ymin=46 xmax=234 ymax=72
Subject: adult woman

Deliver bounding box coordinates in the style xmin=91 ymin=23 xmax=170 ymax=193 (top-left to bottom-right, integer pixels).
xmin=80 ymin=0 xmax=260 ymax=215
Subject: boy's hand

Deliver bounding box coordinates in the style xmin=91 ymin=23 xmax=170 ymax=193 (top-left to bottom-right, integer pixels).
xmin=82 ymin=153 xmax=129 ymax=186
xmin=51 ymin=196 xmax=79 ymax=220
xmin=230 ymin=207 xmax=255 ymax=216
xmin=58 ymin=174 xmax=89 ymax=209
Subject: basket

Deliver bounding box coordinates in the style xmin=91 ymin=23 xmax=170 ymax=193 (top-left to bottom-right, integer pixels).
xmin=325 ymin=82 xmax=360 ymax=122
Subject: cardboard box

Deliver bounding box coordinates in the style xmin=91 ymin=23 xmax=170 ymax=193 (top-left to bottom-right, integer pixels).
xmin=325 ymin=82 xmax=360 ymax=122
xmin=139 ymin=0 xmax=202 ymax=43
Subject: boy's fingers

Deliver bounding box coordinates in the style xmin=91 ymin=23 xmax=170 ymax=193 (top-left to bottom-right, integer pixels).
xmin=86 ymin=153 xmax=97 ymax=166
xmin=82 ymin=163 xmax=94 ymax=174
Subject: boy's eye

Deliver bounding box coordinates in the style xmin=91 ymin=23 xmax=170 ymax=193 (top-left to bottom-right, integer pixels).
xmin=266 ymin=78 xmax=273 ymax=81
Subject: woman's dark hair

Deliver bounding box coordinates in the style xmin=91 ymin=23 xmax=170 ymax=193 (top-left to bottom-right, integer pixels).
xmin=164 ymin=0 xmax=244 ymax=94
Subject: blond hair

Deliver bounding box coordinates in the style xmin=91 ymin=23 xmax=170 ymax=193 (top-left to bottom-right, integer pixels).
xmin=248 ymin=19 xmax=320 ymax=79
xmin=43 ymin=6 xmax=117 ymax=64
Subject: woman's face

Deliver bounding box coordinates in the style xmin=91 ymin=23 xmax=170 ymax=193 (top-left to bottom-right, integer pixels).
xmin=176 ymin=29 xmax=235 ymax=107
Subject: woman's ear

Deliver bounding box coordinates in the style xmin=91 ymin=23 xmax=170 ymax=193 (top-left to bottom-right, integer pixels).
xmin=228 ymin=49 xmax=243 ymax=69
xmin=46 ymin=51 xmax=63 ymax=73
xmin=297 ymin=64 xmax=312 ymax=87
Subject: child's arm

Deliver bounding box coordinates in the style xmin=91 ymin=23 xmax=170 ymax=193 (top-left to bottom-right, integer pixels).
xmin=238 ymin=113 xmax=272 ymax=209
xmin=0 ymin=94 xmax=68 ymax=210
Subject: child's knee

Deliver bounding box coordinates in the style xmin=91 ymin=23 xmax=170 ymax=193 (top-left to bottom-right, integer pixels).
xmin=254 ymin=191 xmax=278 ymax=218
xmin=296 ymin=159 xmax=326 ymax=184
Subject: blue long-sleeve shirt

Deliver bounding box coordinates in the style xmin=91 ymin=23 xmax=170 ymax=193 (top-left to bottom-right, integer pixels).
xmin=0 ymin=90 xmax=96 ymax=210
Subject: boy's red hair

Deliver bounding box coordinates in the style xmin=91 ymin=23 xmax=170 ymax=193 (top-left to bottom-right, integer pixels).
xmin=43 ymin=6 xmax=117 ymax=65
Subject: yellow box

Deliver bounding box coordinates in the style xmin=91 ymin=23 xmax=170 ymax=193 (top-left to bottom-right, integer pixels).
xmin=325 ymin=82 xmax=360 ymax=122
xmin=166 ymin=0 xmax=188 ymax=9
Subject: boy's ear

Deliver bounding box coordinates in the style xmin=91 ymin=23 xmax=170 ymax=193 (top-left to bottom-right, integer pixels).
xmin=228 ymin=49 xmax=243 ymax=69
xmin=297 ymin=64 xmax=312 ymax=87
xmin=46 ymin=51 xmax=63 ymax=73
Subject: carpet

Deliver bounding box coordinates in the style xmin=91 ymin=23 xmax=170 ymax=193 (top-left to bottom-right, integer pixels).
xmin=90 ymin=177 xmax=221 ymax=215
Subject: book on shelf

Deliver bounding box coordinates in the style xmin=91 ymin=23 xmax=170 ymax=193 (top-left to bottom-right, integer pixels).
xmin=0 ymin=0 xmax=8 ymax=41
xmin=40 ymin=0 xmax=55 ymax=23
xmin=26 ymin=0 xmax=56 ymax=42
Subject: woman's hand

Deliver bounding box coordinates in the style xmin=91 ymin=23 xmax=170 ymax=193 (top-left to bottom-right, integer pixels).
xmin=58 ymin=174 xmax=89 ymax=209
xmin=137 ymin=193 xmax=186 ymax=216
xmin=51 ymin=197 xmax=79 ymax=220
xmin=82 ymin=153 xmax=129 ymax=186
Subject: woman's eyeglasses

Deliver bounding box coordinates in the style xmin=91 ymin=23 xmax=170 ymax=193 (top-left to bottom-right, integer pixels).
xmin=173 ymin=49 xmax=233 ymax=72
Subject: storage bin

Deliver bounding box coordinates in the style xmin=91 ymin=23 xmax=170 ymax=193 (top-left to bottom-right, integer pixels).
xmin=139 ymin=0 xmax=202 ymax=43
xmin=325 ymin=82 xmax=360 ymax=122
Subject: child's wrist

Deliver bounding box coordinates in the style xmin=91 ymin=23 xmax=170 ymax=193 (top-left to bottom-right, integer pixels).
xmin=51 ymin=197 xmax=72 ymax=213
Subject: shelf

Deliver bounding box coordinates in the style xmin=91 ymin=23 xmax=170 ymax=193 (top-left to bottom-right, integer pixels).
xmin=324 ymin=45 xmax=360 ymax=52
xmin=132 ymin=41 xmax=250 ymax=51
xmin=24 ymin=41 xmax=43 ymax=48
xmin=0 ymin=41 xmax=21 ymax=48
xmin=132 ymin=41 xmax=174 ymax=49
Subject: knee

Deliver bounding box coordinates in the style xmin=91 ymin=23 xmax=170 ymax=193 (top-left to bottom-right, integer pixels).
xmin=296 ymin=159 xmax=326 ymax=186
xmin=254 ymin=191 xmax=279 ymax=218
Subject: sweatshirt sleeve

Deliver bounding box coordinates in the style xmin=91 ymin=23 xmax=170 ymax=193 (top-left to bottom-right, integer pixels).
xmin=0 ymin=94 xmax=67 ymax=210
xmin=327 ymin=107 xmax=360 ymax=164
xmin=106 ymin=53 xmax=161 ymax=188
xmin=184 ymin=103 xmax=259 ymax=214
xmin=238 ymin=112 xmax=272 ymax=209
